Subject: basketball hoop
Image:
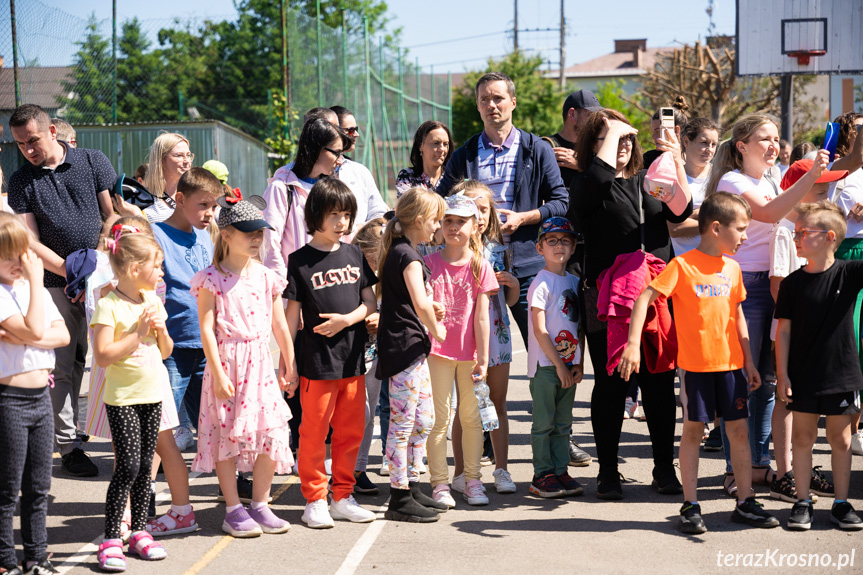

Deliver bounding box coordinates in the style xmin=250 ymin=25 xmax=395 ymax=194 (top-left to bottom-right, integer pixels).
xmin=787 ymin=50 xmax=826 ymax=66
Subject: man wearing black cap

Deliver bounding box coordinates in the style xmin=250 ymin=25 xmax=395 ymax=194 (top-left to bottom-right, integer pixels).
xmin=545 ymin=90 xmax=602 ymax=191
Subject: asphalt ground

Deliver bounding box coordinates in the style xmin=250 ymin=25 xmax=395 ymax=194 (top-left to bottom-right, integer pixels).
xmin=24 ymin=325 xmax=863 ymax=575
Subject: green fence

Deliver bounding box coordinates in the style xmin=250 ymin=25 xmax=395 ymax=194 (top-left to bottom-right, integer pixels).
xmin=0 ymin=0 xmax=451 ymax=202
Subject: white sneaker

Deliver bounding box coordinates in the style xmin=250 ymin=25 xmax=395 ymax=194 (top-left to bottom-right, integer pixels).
xmin=463 ymin=479 xmax=489 ymax=505
xmin=379 ymin=458 xmax=390 ymax=476
xmin=623 ymin=398 xmax=636 ymax=420
xmin=301 ymin=499 xmax=334 ymax=529
xmin=852 ymin=431 xmax=863 ymax=456
xmin=324 ymin=458 xmax=333 ymax=475
xmin=492 ymin=468 xmax=517 ymax=494
xmin=173 ymin=426 xmax=195 ymax=451
xmin=329 ymin=495 xmax=375 ymax=523
xmin=452 ymin=473 xmax=486 ymax=493
xmin=432 ymin=484 xmax=456 ymax=508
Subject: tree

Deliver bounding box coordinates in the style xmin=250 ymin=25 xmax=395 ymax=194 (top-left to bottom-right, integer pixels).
xmin=450 ymin=51 xmax=565 ymax=145
xmin=117 ymin=18 xmax=172 ymax=122
xmin=61 ymin=16 xmax=114 ymax=124
xmin=593 ymin=79 xmax=652 ymax=150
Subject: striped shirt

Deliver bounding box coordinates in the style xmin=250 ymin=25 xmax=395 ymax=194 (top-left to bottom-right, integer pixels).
xmin=477 ymin=128 xmax=519 ymax=212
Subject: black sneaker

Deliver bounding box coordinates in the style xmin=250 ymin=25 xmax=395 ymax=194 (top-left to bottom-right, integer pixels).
xmin=731 ymin=497 xmax=780 ymax=528
xmin=810 ymin=466 xmax=835 ymax=497
xmin=148 ymin=481 xmax=156 ymax=518
xmin=568 ymin=437 xmax=592 ymax=467
xmin=480 ymin=432 xmax=495 ymax=466
xmin=788 ymin=500 xmax=813 ymax=531
xmin=652 ymin=465 xmax=683 ymax=495
xmin=24 ymin=557 xmax=59 ymax=575
xmin=678 ymin=501 xmax=707 ymax=534
xmin=830 ymin=501 xmax=863 ymax=530
xmin=529 ymin=472 xmax=566 ymax=498
xmin=353 ymin=471 xmax=380 ymax=495
xmin=2 ymin=565 xmax=24 ymax=575
xmin=60 ymin=448 xmax=98 ymax=477
xmin=769 ymin=471 xmax=797 ymax=503
xmin=596 ymin=469 xmax=624 ymax=500
xmin=703 ymin=427 xmax=723 ymax=452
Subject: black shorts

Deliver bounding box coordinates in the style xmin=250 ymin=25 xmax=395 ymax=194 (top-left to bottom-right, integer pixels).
xmin=786 ymin=391 xmax=861 ymax=416
xmin=680 ymin=369 xmax=749 ymax=423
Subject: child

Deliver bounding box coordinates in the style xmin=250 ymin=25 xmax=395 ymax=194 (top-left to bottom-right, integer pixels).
xmin=619 ymin=192 xmax=779 ymax=533
xmin=147 ymin=168 xmax=225 ymax=536
xmin=426 ymin=192 xmax=497 ymax=508
xmin=283 ymin=178 xmax=378 ymax=528
xmin=375 ymin=187 xmax=447 ymax=523
xmin=776 ymin=200 xmax=863 ymax=531
xmin=90 ymin=224 xmax=174 ymax=570
xmin=191 ymin=196 xmax=295 ymax=538
xmin=452 ymin=180 xmax=520 ymax=495
xmin=526 ymin=217 xmax=586 ymax=499
xmin=351 ymin=217 xmax=387 ymax=495
xmin=768 ymin=159 xmax=846 ymax=504
xmin=0 ymin=213 xmax=70 ymax=575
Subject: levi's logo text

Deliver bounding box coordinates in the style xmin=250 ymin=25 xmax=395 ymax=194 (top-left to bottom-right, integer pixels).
xmin=695 ymin=272 xmax=731 ymax=298
xmin=311 ymin=265 xmax=361 ymax=290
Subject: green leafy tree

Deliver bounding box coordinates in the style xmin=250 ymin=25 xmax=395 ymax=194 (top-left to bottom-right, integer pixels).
xmin=593 ymin=79 xmax=652 ymax=150
xmin=451 ymin=51 xmax=565 ymax=145
xmin=60 ymin=16 xmax=114 ymax=123
xmin=117 ymin=18 xmax=172 ymax=122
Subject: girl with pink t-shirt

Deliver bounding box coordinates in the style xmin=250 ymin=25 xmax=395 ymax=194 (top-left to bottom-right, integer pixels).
xmin=425 ymin=193 xmax=498 ymax=508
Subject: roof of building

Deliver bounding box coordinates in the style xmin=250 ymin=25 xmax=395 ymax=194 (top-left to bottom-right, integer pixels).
xmin=0 ymin=67 xmax=72 ymax=111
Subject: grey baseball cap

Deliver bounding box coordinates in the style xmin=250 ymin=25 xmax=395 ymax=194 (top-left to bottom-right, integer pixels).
xmin=217 ymin=195 xmax=274 ymax=232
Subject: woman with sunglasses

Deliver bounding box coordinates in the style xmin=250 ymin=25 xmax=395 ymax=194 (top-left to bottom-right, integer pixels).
xmin=143 ymin=133 xmax=194 ymax=224
xmin=570 ymin=108 xmax=692 ymax=500
xmin=396 ymin=121 xmax=454 ymax=198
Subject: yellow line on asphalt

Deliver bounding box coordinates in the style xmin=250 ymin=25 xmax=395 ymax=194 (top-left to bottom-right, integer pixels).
xmin=181 ymin=475 xmax=298 ymax=575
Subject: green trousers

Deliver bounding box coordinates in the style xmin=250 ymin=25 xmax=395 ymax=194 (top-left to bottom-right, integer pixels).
xmin=529 ymin=365 xmax=577 ymax=477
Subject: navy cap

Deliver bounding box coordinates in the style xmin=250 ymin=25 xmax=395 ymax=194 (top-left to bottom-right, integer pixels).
xmin=563 ymin=90 xmax=602 ymax=114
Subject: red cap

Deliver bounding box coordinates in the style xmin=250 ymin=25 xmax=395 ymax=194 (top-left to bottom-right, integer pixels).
xmin=780 ymin=159 xmax=848 ymax=190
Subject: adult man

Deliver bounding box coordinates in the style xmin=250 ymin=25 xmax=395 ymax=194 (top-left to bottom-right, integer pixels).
xmin=330 ymin=105 xmax=360 ymax=156
xmin=438 ymin=72 xmax=568 ymax=345
xmin=7 ymin=105 xmax=116 ymax=477
xmin=546 ymin=90 xmax=602 ymax=191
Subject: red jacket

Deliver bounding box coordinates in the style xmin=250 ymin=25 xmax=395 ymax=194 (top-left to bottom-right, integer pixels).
xmin=596 ymin=251 xmax=677 ymax=376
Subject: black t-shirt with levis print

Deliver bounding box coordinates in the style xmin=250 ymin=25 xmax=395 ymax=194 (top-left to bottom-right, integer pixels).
xmin=284 ymin=242 xmax=377 ymax=380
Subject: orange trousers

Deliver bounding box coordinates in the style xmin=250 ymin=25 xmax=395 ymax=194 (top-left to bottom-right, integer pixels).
xmin=298 ymin=375 xmax=365 ymax=502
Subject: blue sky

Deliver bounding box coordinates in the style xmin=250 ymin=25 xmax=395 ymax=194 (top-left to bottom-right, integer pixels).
xmin=29 ymin=0 xmax=736 ymax=73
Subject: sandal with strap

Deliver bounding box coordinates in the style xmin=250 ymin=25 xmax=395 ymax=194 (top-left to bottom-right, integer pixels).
xmin=128 ymin=531 xmax=167 ymax=561
xmin=146 ymin=508 xmax=200 ymax=537
xmin=752 ymin=466 xmax=776 ymax=486
xmin=723 ymin=473 xmax=756 ymax=498
xmin=97 ymin=539 xmax=126 ymax=572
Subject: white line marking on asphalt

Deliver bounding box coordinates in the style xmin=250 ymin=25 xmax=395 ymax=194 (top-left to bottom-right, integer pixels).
xmin=333 ymin=501 xmax=390 ymax=575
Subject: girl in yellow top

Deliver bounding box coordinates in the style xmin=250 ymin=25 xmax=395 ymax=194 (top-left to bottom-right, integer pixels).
xmin=90 ymin=224 xmax=173 ymax=572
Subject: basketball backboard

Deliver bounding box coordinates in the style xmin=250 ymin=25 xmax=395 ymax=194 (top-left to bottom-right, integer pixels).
xmin=736 ymin=0 xmax=863 ymax=76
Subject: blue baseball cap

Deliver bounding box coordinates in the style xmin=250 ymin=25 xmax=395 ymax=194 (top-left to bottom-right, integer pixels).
xmin=538 ymin=216 xmax=577 ymax=241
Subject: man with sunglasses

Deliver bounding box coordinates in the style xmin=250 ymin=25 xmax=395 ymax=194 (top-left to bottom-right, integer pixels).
xmin=331 ymin=106 xmax=360 ymax=157
xmin=7 ymin=104 xmax=118 ymax=479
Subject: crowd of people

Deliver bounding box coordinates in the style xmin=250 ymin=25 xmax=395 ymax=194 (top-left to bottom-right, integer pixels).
xmin=1 ymin=72 xmax=863 ymax=572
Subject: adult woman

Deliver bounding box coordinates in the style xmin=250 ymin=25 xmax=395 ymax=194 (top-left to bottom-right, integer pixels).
xmin=571 ymin=108 xmax=692 ymax=499
xmin=143 ymin=133 xmax=193 ymax=224
xmin=704 ymin=114 xmax=828 ymax=495
xmin=395 ymin=121 xmax=454 ymax=197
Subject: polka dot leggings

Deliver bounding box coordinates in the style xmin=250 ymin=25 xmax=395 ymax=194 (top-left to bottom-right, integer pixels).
xmin=104 ymin=402 xmax=161 ymax=539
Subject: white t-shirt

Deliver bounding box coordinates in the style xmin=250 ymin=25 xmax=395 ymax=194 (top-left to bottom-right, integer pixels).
xmin=527 ymin=269 xmax=582 ymax=378
xmin=671 ymin=174 xmax=708 ymax=257
xmin=0 ymin=280 xmax=63 ymax=379
xmin=769 ymin=219 xmax=806 ymax=340
xmin=716 ymin=170 xmax=779 ymax=272
xmin=833 ymin=168 xmax=863 ymax=239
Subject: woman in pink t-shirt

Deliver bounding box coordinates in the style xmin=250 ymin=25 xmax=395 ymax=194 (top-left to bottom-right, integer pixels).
xmin=424 ymin=193 xmax=498 ymax=509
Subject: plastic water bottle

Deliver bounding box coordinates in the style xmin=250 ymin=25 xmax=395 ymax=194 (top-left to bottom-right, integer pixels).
xmin=473 ymin=376 xmax=500 ymax=431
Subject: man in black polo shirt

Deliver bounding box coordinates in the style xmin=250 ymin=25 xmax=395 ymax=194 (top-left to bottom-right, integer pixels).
xmin=8 ymin=104 xmax=117 ymax=477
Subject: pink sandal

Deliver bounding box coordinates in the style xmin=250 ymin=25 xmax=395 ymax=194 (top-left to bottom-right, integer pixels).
xmin=98 ymin=539 xmax=126 ymax=572
xmin=146 ymin=507 xmax=199 ymax=537
xmin=128 ymin=531 xmax=167 ymax=561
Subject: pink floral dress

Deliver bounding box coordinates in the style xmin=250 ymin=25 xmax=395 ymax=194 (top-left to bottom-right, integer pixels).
xmin=190 ymin=262 xmax=294 ymax=474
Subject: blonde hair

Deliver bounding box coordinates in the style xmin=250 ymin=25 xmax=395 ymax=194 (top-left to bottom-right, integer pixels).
xmin=377 ymin=187 xmax=445 ymax=297
xmin=453 ymin=180 xmax=503 ymax=244
xmin=706 ymin=114 xmax=778 ymax=197
xmin=0 ymin=212 xmax=32 ymax=260
xmin=445 ymin=182 xmax=488 ymax=288
xmin=796 ymin=200 xmax=847 ymax=247
xmin=145 ymin=132 xmax=190 ymax=198
xmin=106 ymin=222 xmax=162 ymax=279
xmin=352 ymin=217 xmax=386 ymax=261
xmin=212 ymin=226 xmax=262 ymax=274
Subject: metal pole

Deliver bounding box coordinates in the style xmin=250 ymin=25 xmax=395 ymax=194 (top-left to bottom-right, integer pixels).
xmin=281 ymin=0 xmax=289 ymax=140
xmin=362 ymin=15 xmax=374 ymax=170
xmin=448 ymin=71 xmax=452 ymax=130
xmin=112 ymin=0 xmax=117 ymax=122
xmin=379 ymin=36 xmax=386 ymax=189
xmin=431 ymin=65 xmax=437 ymax=121
xmin=514 ymin=0 xmax=518 ymax=52
xmin=10 ymin=0 xmax=21 ymax=107
xmin=416 ymin=57 xmax=422 ymax=125
xmin=780 ymin=75 xmax=794 ymax=144
xmin=559 ymin=0 xmax=566 ymax=90
xmin=342 ymin=7 xmax=349 ymax=107
xmin=316 ymin=0 xmax=323 ymax=106
xmin=179 ymin=91 xmax=184 ymax=120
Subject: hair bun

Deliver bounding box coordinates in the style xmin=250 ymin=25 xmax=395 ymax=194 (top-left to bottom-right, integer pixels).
xmin=673 ymin=96 xmax=689 ymax=113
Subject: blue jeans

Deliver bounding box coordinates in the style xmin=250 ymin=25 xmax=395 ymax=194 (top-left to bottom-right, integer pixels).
xmin=164 ymin=347 xmax=207 ymax=430
xmin=377 ymin=378 xmax=390 ymax=456
xmin=721 ymin=272 xmax=775 ymax=472
xmin=509 ymin=274 xmax=536 ymax=349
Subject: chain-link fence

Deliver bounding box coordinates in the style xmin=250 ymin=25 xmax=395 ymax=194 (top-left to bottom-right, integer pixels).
xmin=0 ymin=0 xmax=451 ymax=201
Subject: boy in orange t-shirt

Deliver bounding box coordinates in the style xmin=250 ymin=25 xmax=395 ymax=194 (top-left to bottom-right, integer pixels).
xmin=618 ymin=191 xmax=779 ymax=534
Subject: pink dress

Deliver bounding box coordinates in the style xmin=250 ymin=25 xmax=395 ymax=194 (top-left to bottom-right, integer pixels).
xmin=190 ymin=262 xmax=294 ymax=474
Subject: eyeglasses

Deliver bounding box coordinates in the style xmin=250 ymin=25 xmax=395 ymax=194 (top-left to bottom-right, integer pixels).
xmin=596 ymin=134 xmax=636 ymax=147
xmin=170 ymin=152 xmax=195 ymax=161
xmin=324 ymin=147 xmax=344 ymax=160
xmin=792 ymin=229 xmax=829 ymax=240
xmin=344 ymin=126 xmax=359 ymax=136
xmin=543 ymin=237 xmax=574 ymax=247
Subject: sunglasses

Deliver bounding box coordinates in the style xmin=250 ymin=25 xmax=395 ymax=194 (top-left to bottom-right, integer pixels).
xmin=344 ymin=126 xmax=359 ymax=136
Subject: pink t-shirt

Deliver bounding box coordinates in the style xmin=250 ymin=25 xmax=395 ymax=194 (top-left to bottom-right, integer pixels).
xmin=425 ymin=251 xmax=499 ymax=362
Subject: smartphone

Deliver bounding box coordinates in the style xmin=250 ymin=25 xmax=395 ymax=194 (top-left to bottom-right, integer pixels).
xmin=660 ymin=107 xmax=675 ymax=132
